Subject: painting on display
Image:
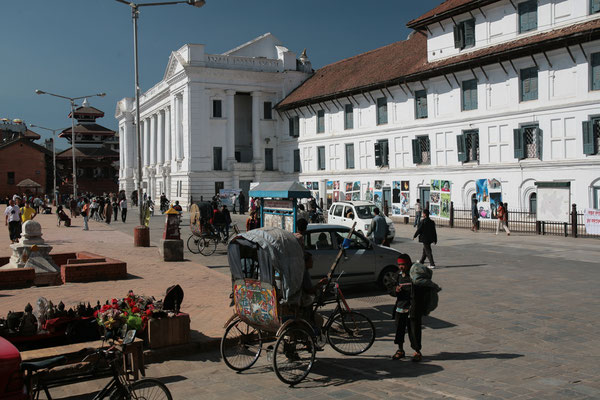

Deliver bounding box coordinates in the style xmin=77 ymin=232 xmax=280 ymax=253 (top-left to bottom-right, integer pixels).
xmin=400 ymin=192 xmax=410 ymax=215
xmin=364 ymin=182 xmax=373 ymax=202
xmin=333 ymin=181 xmax=340 ymax=190
xmin=440 ymin=193 xmax=451 ymax=219
xmin=345 ymin=181 xmax=361 ymax=202
xmin=374 ymin=180 xmax=383 ymax=190
xmin=476 ymin=179 xmax=501 ymax=219
xmin=374 ymin=191 xmax=383 ymax=209
xmin=392 ymin=181 xmax=401 ymax=204
xmin=333 ymin=191 xmax=339 ymax=202
xmin=430 ymin=179 xmax=450 ymax=219
xmin=391 ymin=180 xmax=410 ymax=217
xmin=326 ymin=181 xmax=333 ymax=191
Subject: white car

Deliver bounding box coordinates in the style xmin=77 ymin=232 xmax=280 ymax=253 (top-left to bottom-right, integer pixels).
xmin=328 ymin=201 xmax=395 ymax=242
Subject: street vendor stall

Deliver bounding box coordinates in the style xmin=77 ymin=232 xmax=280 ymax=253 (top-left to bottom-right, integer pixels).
xmin=248 ymin=181 xmax=311 ymax=233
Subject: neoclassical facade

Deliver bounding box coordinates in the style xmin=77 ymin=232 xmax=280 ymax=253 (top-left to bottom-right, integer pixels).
xmin=116 ymin=33 xmax=312 ymax=208
xmin=275 ymin=0 xmax=600 ymax=214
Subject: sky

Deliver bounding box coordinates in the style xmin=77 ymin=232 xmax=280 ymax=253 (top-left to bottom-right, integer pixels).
xmin=1 ymin=0 xmax=442 ymax=148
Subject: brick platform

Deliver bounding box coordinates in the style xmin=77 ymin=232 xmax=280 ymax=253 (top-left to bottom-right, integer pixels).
xmin=0 ymin=265 xmax=35 ymax=289
xmin=60 ymin=252 xmax=127 ymax=283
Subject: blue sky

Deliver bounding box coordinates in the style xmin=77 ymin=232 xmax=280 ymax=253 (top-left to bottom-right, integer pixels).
xmin=1 ymin=0 xmax=442 ymax=148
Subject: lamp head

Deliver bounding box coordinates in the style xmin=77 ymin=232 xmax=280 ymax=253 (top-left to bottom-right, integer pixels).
xmin=98 ymin=93 xmax=106 ymax=97
xmin=187 ymin=0 xmax=205 ymax=7
xmin=35 ymin=90 xmax=45 ymax=95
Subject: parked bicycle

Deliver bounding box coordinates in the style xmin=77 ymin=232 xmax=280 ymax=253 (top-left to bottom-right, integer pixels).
xmin=187 ymin=223 xmax=240 ymax=256
xmin=22 ymin=330 xmax=172 ymax=400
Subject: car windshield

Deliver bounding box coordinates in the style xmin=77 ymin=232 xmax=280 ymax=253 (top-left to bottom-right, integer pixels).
xmin=355 ymin=205 xmax=376 ymax=219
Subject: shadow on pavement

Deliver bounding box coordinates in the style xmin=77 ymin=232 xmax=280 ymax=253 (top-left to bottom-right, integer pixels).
xmin=437 ymin=264 xmax=488 ymax=268
xmin=126 ymin=273 xmax=143 ymax=280
xmin=426 ymin=351 xmax=523 ymax=361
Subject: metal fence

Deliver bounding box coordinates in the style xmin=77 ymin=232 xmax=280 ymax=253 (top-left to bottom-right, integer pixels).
xmin=396 ymin=204 xmax=599 ymax=239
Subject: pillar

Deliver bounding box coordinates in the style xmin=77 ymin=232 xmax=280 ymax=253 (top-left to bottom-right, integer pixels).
xmin=119 ymin=126 xmax=124 ymax=177
xmin=251 ymin=91 xmax=261 ymax=162
xmin=164 ymin=106 xmax=171 ymax=165
xmin=143 ymin=118 xmax=150 ymax=167
xmin=150 ymin=114 xmax=157 ymax=166
xmin=225 ymin=89 xmax=236 ymax=168
xmin=157 ymin=110 xmax=165 ymax=165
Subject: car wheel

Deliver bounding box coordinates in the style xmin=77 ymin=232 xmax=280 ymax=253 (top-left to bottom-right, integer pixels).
xmin=378 ymin=266 xmax=398 ymax=290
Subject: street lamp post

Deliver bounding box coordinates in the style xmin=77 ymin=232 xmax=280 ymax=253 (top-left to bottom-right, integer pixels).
xmin=29 ymin=124 xmax=68 ymax=205
xmin=35 ymin=90 xmax=106 ymax=199
xmin=115 ymin=0 xmax=205 ymax=245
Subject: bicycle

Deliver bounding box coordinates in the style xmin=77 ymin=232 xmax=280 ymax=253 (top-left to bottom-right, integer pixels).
xmin=188 ymin=223 xmax=240 ymax=256
xmin=22 ymin=330 xmax=172 ymax=400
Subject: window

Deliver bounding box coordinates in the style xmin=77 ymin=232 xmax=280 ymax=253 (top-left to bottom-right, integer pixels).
xmin=529 ymin=192 xmax=537 ymax=215
xmin=513 ymin=124 xmax=543 ymax=160
xmin=582 ymin=117 xmax=600 ymax=155
xmin=518 ymin=0 xmax=538 ymax=33
xmin=212 ymin=99 xmax=222 ymax=118
xmin=288 ymin=116 xmax=299 ymax=137
xmin=593 ymin=186 xmax=600 ymax=209
xmin=593 ymin=0 xmax=600 ymax=14
xmin=345 ymin=143 xmax=355 ymax=169
xmin=317 ymin=110 xmax=325 ymax=133
xmin=7 ymin=172 xmax=15 ymax=185
xmin=317 ymin=146 xmax=326 ymax=170
xmin=332 ymin=204 xmax=344 ymax=217
xmin=520 ymin=67 xmax=538 ymax=102
xmin=215 ymin=181 xmax=224 ymax=196
xmin=293 ymin=149 xmax=301 ymax=172
xmin=412 ymin=136 xmax=431 ymax=165
xmin=306 ymin=231 xmax=333 ymax=250
xmin=415 ymin=90 xmax=428 ymax=119
xmin=177 ymin=180 xmax=182 ymax=197
xmin=265 ymin=148 xmax=274 ymax=171
xmin=462 ymin=79 xmax=478 ymax=111
xmin=263 ymin=102 xmax=272 ymax=119
xmin=453 ymin=19 xmax=475 ymax=49
xmin=213 ymin=147 xmax=222 ymax=170
xmin=344 ymin=104 xmax=354 ymax=130
xmin=457 ymin=130 xmax=479 ymax=162
xmin=376 ymin=97 xmax=388 ymax=125
xmin=591 ymin=52 xmax=600 ymax=91
xmin=374 ymin=139 xmax=389 ymax=167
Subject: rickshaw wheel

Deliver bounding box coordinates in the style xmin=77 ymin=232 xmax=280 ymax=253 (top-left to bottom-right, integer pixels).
xmin=186 ymin=235 xmax=201 ymax=254
xmin=221 ymin=319 xmax=263 ymax=371
xmin=198 ymin=237 xmax=217 ymax=256
xmin=273 ymin=326 xmax=315 ymax=385
xmin=326 ymin=311 xmax=375 ymax=355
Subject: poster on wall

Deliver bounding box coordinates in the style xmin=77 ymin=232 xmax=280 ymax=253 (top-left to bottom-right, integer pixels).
xmin=584 ymin=209 xmax=600 ymax=235
xmin=374 ymin=190 xmax=383 ymax=209
xmin=364 ymin=182 xmax=373 ymax=202
xmin=219 ymin=188 xmax=241 ymax=207
xmin=345 ymin=181 xmax=361 ymax=201
xmin=476 ymin=179 xmax=502 ymax=219
xmin=326 ymin=180 xmax=337 ymax=208
xmin=392 ymin=180 xmax=410 ymax=217
xmin=430 ymin=179 xmax=450 ymax=219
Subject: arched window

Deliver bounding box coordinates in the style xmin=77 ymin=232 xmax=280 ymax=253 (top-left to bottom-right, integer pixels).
xmin=529 ymin=192 xmax=537 ymax=215
xmin=593 ymin=185 xmax=600 ymax=209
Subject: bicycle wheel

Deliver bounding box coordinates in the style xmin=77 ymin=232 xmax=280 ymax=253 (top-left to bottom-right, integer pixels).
xmin=128 ymin=378 xmax=172 ymax=400
xmin=273 ymin=326 xmax=315 ymax=385
xmin=198 ymin=237 xmax=217 ymax=256
xmin=186 ymin=235 xmax=201 ymax=254
xmin=326 ymin=311 xmax=375 ymax=355
xmin=221 ymin=319 xmax=262 ymax=371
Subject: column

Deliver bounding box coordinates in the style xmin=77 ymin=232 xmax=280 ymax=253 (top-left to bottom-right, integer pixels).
xmin=150 ymin=114 xmax=157 ymax=166
xmin=164 ymin=106 xmax=171 ymax=165
xmin=143 ymin=118 xmax=150 ymax=167
xmin=127 ymin=118 xmax=135 ymax=170
xmin=225 ymin=89 xmax=236 ymax=167
xmin=251 ymin=91 xmax=261 ymax=161
xmin=157 ymin=110 xmax=165 ymax=165
xmin=177 ymin=95 xmax=184 ymax=160
xmin=174 ymin=95 xmax=182 ymax=161
xmin=119 ymin=126 xmax=124 ymax=177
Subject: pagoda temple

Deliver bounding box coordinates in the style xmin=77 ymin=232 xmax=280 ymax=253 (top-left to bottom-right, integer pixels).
xmin=56 ymin=99 xmax=119 ymax=195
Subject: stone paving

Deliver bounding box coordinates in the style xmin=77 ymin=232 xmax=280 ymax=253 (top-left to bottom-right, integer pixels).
xmin=1 ymin=206 xmax=599 ymax=399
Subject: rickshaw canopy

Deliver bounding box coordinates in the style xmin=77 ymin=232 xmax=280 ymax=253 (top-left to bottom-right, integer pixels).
xmin=248 ymin=181 xmax=311 ymax=199
xmin=228 ymin=227 xmax=305 ymax=305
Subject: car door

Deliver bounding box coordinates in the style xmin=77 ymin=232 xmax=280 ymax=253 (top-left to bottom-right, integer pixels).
xmin=305 ymin=230 xmax=338 ymax=284
xmin=329 ymin=204 xmax=343 ymax=225
xmin=341 ymin=205 xmax=355 ymax=228
xmin=331 ymin=229 xmax=376 ymax=285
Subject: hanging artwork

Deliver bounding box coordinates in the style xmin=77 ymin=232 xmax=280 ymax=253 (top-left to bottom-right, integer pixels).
xmin=430 ymin=179 xmax=450 ymax=219
xmin=374 ymin=180 xmax=383 ymax=190
xmin=440 ymin=193 xmax=451 ymax=219
xmin=476 ymin=179 xmax=492 ymax=219
xmin=345 ymin=181 xmax=361 ymax=201
xmin=374 ymin=191 xmax=383 ymax=209
xmin=392 ymin=180 xmax=410 ymax=217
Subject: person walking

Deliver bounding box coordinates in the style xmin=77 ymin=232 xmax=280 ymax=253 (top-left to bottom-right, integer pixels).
xmin=238 ymin=191 xmax=246 ymax=215
xmin=231 ymin=193 xmax=237 ymax=214
xmin=4 ymin=199 xmax=22 ymax=243
xmin=119 ymin=197 xmax=128 ymax=223
xmin=366 ymin=207 xmax=388 ymax=245
xmin=82 ymin=198 xmax=90 ymax=231
xmin=20 ymin=201 xmax=37 ymax=223
xmin=112 ymin=197 xmax=119 ymax=221
xmin=471 ymin=199 xmax=479 ymax=232
xmin=413 ymin=199 xmax=422 ymax=227
xmin=413 ymin=209 xmax=437 ymax=268
xmin=221 ymin=205 xmax=232 ymax=241
xmin=496 ymin=202 xmax=511 ymax=235
xmin=104 ymin=198 xmax=112 ymax=224
xmin=246 ymin=211 xmax=259 ymax=231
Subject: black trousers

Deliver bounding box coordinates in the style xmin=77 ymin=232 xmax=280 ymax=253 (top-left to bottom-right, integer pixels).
xmin=394 ymin=313 xmax=422 ymax=352
xmin=419 ymin=242 xmax=435 ymax=265
xmin=8 ymin=221 xmax=21 ymax=241
xmin=121 ymin=209 xmax=127 ymax=222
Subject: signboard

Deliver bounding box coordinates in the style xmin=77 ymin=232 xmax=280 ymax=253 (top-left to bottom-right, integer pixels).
xmin=264 ymin=200 xmax=293 ymax=210
xmin=536 ymin=184 xmax=570 ymax=223
xmin=584 ymin=209 xmax=600 ymax=235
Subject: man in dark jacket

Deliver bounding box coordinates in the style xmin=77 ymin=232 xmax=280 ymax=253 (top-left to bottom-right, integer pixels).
xmin=413 ymin=209 xmax=437 ymax=268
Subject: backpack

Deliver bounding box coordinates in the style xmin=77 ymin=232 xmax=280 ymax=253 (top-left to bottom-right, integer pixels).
xmin=424 ymin=287 xmax=440 ymax=315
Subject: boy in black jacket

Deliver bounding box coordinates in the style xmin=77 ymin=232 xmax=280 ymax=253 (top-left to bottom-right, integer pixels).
xmin=413 ymin=209 xmax=437 ymax=268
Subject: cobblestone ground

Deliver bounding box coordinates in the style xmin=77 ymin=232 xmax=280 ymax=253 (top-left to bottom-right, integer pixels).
xmin=2 ymin=208 xmax=600 ymax=399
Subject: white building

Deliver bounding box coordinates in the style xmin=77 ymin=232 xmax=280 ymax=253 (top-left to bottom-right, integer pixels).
xmin=276 ymin=0 xmax=600 ymax=218
xmin=116 ymin=33 xmax=312 ymax=208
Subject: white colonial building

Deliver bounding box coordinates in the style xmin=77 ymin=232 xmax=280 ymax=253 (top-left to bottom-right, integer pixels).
xmin=275 ymin=0 xmax=600 ymax=217
xmin=116 ymin=33 xmax=312 ymax=207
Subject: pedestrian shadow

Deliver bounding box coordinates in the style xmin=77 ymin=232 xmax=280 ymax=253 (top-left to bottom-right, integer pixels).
xmin=425 ymin=351 xmax=523 ymax=361
xmin=436 ymin=264 xmax=488 ymax=268
xmin=45 ymin=240 xmax=72 ymax=245
xmin=296 ymin=356 xmax=444 ymax=387
xmin=422 ymin=316 xmax=457 ymax=329
xmin=126 ymin=273 xmax=143 ymax=280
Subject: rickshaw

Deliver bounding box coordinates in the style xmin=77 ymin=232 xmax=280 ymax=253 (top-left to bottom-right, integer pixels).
xmin=188 ymin=201 xmax=240 ymax=255
xmin=220 ymin=225 xmax=376 ymax=385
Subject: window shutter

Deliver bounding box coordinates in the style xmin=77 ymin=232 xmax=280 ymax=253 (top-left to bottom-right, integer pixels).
xmin=374 ymin=141 xmax=382 ymax=166
xmin=412 ymin=138 xmax=422 ymax=164
xmin=514 ymin=128 xmax=524 ymax=159
xmin=535 ymin=128 xmax=543 ymax=159
xmin=294 ymin=117 xmax=300 ymax=137
xmin=382 ymin=140 xmax=389 ymax=166
xmin=582 ymin=121 xmax=595 ymax=155
xmin=471 ymin=82 xmax=478 ymax=109
xmin=529 ymin=1 xmax=538 ymax=31
xmin=453 ymin=24 xmax=464 ymax=49
xmin=530 ymin=70 xmax=538 ymax=100
xmin=289 ymin=118 xmax=294 ymax=137
xmin=471 ymin=133 xmax=480 ymax=161
xmin=592 ymin=53 xmax=600 ymax=91
xmin=464 ymin=19 xmax=475 ymax=47
xmin=456 ymin=134 xmax=467 ymax=162
xmin=593 ymin=0 xmax=600 ymax=14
